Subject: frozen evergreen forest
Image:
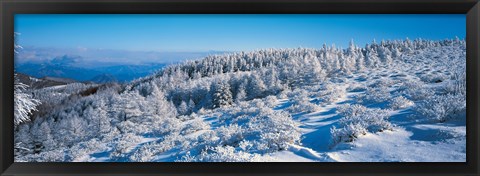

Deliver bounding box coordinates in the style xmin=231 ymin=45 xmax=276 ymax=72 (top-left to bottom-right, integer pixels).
xmin=14 ymin=38 xmax=466 ymax=162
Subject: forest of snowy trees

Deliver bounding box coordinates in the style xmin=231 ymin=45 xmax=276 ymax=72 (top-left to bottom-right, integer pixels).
xmin=14 ymin=38 xmax=466 ymax=162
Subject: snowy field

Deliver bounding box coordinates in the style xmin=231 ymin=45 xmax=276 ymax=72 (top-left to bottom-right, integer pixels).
xmin=14 ymin=39 xmax=466 ymax=162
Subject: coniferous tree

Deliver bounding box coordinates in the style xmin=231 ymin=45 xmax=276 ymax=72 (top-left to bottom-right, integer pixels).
xmin=188 ymin=99 xmax=196 ymax=112
xmin=248 ymin=74 xmax=266 ymax=99
xmin=178 ymin=100 xmax=189 ymax=115
xmin=212 ymin=81 xmax=233 ymax=108
xmin=14 ymin=75 xmax=41 ymax=126
xmin=13 ymin=33 xmax=41 ymax=127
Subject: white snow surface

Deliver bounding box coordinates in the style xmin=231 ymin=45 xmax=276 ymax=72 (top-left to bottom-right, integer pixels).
xmin=84 ymin=69 xmax=466 ymax=162
xmin=15 ymin=39 xmax=466 ymax=162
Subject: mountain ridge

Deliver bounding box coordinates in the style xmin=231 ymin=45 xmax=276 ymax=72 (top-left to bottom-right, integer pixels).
xmin=14 ymin=38 xmax=466 ymax=162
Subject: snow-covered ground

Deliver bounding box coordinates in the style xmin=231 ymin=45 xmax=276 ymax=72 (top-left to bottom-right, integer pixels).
xmin=14 ymin=39 xmax=466 ymax=162
xmin=173 ymin=68 xmax=465 ymax=162
xmin=84 ymin=60 xmax=465 ymax=162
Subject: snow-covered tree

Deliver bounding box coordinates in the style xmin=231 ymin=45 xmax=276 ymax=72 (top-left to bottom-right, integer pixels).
xmin=188 ymin=99 xmax=196 ymax=112
xmin=247 ymin=74 xmax=266 ymax=99
xmin=31 ymin=120 xmax=56 ymax=151
xmin=115 ymin=92 xmax=144 ymax=121
xmin=178 ymin=100 xmax=189 ymax=115
xmin=14 ymin=76 xmax=40 ymax=127
xmin=14 ymin=32 xmax=41 ymax=127
xmin=212 ymin=81 xmax=233 ymax=108
xmin=14 ymin=37 xmax=466 ymax=162
xmin=344 ymin=39 xmax=358 ymax=73
xmin=14 ymin=32 xmax=23 ymax=54
xmin=365 ymin=46 xmax=380 ymax=68
xmin=378 ymin=45 xmax=393 ymax=65
xmin=235 ymin=89 xmax=247 ymax=103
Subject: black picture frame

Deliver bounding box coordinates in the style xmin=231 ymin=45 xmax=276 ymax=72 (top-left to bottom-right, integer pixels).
xmin=1 ymin=0 xmax=479 ymax=175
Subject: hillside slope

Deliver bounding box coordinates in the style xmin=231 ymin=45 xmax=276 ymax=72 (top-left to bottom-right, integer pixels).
xmin=14 ymin=38 xmax=466 ymax=162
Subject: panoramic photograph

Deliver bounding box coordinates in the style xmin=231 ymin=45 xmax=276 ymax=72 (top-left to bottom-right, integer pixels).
xmin=13 ymin=14 xmax=466 ymax=162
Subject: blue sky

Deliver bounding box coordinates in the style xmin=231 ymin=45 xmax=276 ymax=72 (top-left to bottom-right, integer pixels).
xmin=15 ymin=14 xmax=465 ymax=52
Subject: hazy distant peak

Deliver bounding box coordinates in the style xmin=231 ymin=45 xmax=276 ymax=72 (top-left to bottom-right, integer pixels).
xmin=90 ymin=73 xmax=118 ymax=84
xmin=50 ymin=55 xmax=83 ymax=66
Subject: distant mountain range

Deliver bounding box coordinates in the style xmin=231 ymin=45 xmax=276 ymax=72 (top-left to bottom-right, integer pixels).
xmin=16 ymin=73 xmax=77 ymax=89
xmin=89 ymin=73 xmax=118 ymax=84
xmin=15 ymin=55 xmax=167 ymax=83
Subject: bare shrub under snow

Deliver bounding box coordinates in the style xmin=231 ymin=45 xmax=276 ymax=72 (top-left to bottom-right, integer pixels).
xmin=400 ymin=79 xmax=435 ymax=101
xmin=337 ymin=105 xmax=392 ymax=132
xmin=330 ymin=123 xmax=367 ymax=146
xmin=241 ymin=108 xmax=301 ymax=153
xmin=179 ymin=102 xmax=301 ymax=161
xmin=215 ymin=124 xmax=244 ymax=146
xmin=264 ymin=95 xmax=279 ymax=108
xmin=13 ymin=38 xmax=467 ymax=162
xmin=286 ymin=90 xmax=320 ymax=114
xmin=180 ymin=117 xmax=209 ymax=135
xmin=354 ymin=77 xmax=396 ymax=104
xmin=368 ymin=78 xmax=395 ymax=88
xmin=331 ymin=104 xmax=392 ymax=146
xmin=419 ymin=73 xmax=449 ymax=83
xmin=130 ymin=133 xmax=184 ymax=162
xmin=388 ymin=96 xmax=414 ymax=110
xmin=361 ymin=87 xmax=390 ymax=103
xmin=413 ymin=94 xmax=465 ymax=122
xmin=69 ymin=138 xmax=109 ymax=161
xmin=314 ymin=84 xmax=346 ymax=105
xmin=251 ymin=110 xmax=302 ymax=152
xmin=442 ymin=70 xmax=466 ymax=96
xmin=110 ymin=133 xmax=144 ymax=158
xmin=179 ymin=145 xmax=275 ymax=162
xmin=20 ymin=148 xmax=66 ymax=162
xmin=347 ymin=83 xmax=367 ymax=92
